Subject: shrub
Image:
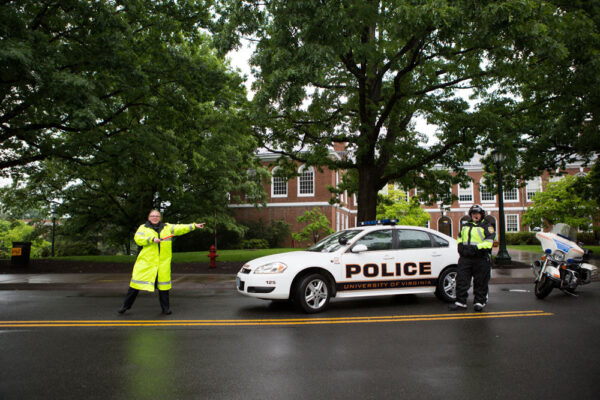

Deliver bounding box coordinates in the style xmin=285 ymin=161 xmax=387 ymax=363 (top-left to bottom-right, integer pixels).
xmin=242 ymin=219 xmax=291 ymax=248
xmin=239 ymin=238 xmax=269 ymax=249
xmin=505 ymin=232 xmax=538 ymax=245
xmin=51 ymin=240 xmax=101 ymax=257
xmin=577 ymin=232 xmax=599 ymax=246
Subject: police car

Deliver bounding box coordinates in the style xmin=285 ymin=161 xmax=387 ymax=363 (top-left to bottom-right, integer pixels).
xmin=236 ymin=220 xmax=459 ymax=313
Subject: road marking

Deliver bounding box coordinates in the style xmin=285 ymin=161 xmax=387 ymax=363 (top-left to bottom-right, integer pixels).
xmin=0 ymin=310 xmax=551 ymax=327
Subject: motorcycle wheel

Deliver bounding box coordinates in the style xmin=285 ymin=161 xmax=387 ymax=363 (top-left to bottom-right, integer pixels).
xmin=534 ymin=274 xmax=554 ymax=299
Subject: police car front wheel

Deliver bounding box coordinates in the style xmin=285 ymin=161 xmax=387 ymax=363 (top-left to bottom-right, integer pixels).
xmin=435 ymin=266 xmax=458 ymax=303
xmin=295 ymin=273 xmax=331 ymax=313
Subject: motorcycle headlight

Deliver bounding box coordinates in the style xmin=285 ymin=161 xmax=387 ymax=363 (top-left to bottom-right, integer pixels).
xmin=254 ymin=262 xmax=288 ymax=274
xmin=551 ymin=251 xmax=565 ymax=262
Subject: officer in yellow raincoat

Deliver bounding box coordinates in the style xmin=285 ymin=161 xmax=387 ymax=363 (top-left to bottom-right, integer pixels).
xmin=118 ymin=210 xmax=204 ymax=314
xmin=449 ymin=204 xmax=494 ymax=312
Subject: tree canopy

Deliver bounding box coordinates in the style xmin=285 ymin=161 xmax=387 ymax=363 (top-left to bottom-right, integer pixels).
xmin=292 ymin=208 xmax=334 ymax=244
xmin=214 ymin=0 xmax=600 ymax=221
xmin=0 ymin=0 xmax=262 ymax=251
xmin=522 ymin=175 xmax=599 ymax=230
xmin=376 ymin=188 xmax=430 ymax=226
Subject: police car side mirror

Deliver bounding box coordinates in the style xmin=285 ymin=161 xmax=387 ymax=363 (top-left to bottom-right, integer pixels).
xmin=352 ymin=244 xmax=368 ymax=253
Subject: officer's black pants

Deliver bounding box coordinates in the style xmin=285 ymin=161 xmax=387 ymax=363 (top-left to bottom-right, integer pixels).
xmin=455 ymin=256 xmax=491 ymax=305
xmin=121 ymin=287 xmax=170 ymax=312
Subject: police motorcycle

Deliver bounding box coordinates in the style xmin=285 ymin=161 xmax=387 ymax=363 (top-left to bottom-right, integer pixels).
xmin=531 ymin=223 xmax=597 ymax=299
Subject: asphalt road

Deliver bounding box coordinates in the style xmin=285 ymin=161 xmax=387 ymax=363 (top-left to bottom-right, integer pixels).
xmin=1 ymin=282 xmax=599 ymax=400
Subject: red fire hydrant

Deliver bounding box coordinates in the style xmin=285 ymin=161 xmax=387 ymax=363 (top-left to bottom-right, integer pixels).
xmin=207 ymin=245 xmax=218 ymax=268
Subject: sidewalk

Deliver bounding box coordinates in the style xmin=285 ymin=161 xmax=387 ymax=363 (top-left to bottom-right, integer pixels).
xmin=0 ymin=249 xmax=545 ymax=290
xmin=0 ymin=273 xmax=236 ymax=291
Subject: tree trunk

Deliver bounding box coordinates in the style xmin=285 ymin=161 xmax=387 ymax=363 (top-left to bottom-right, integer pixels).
xmin=357 ymin=166 xmax=382 ymax=223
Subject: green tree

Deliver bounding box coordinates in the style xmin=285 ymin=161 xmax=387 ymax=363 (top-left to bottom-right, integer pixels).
xmin=214 ymin=0 xmax=599 ymax=222
xmin=478 ymin=1 xmax=600 ymax=188
xmin=522 ymin=175 xmax=599 ymax=230
xmin=0 ymin=0 xmax=264 ymax=253
xmin=376 ymin=188 xmax=430 ymax=226
xmin=0 ymin=220 xmax=50 ymax=258
xmin=292 ymin=208 xmax=334 ymax=245
xmin=0 ymin=0 xmax=215 ymax=171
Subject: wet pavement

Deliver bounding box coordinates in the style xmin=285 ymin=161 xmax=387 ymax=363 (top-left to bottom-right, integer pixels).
xmin=1 ymin=281 xmax=599 ymax=400
xmin=0 ymin=250 xmax=596 ymax=290
xmin=1 ymin=249 xmax=599 ymax=399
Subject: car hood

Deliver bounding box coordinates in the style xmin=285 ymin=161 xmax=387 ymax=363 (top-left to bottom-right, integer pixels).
xmin=244 ymin=251 xmax=333 ymax=270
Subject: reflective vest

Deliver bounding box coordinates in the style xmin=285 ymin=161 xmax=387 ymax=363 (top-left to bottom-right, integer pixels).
xmin=457 ymin=220 xmax=495 ymax=251
xmin=130 ymin=223 xmax=196 ymax=291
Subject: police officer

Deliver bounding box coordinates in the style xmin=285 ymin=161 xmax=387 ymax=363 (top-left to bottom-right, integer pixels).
xmin=118 ymin=210 xmax=204 ymax=315
xmin=449 ymin=204 xmax=495 ymax=311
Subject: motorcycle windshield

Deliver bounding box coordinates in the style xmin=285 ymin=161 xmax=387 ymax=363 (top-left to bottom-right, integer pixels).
xmin=550 ymin=223 xmax=578 ymax=242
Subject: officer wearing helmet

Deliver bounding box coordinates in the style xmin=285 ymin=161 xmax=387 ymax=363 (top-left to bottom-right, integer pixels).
xmin=449 ymin=204 xmax=495 ymax=311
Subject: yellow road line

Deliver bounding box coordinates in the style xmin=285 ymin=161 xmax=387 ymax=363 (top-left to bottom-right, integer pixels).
xmin=0 ymin=310 xmax=547 ymax=324
xmin=0 ymin=310 xmax=551 ymax=327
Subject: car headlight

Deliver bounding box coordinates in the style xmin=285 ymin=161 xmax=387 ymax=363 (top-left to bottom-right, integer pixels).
xmin=254 ymin=262 xmax=288 ymax=274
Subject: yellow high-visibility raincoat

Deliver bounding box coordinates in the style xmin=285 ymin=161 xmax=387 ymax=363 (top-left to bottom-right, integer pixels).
xmin=130 ymin=222 xmax=197 ymax=291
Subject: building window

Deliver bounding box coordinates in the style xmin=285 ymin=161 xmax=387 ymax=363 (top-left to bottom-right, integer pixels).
xmin=271 ymin=167 xmax=288 ymax=198
xmin=458 ymin=180 xmax=473 ymax=203
xmin=298 ymin=166 xmax=314 ymax=196
xmin=479 ymin=180 xmax=496 ymax=202
xmin=504 ymin=186 xmax=518 ymax=202
xmin=506 ymin=214 xmax=519 ymax=232
xmin=525 ymin=178 xmax=541 ymax=201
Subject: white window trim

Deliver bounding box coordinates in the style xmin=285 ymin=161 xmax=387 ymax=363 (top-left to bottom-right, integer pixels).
xmin=525 ymin=177 xmax=542 ymax=202
xmin=506 ymin=214 xmax=520 ymax=232
xmin=479 ymin=179 xmax=496 ymax=203
xmin=503 ymin=186 xmax=519 ymax=203
xmin=271 ymin=167 xmax=288 ymax=198
xmin=297 ymin=165 xmax=315 ymax=197
xmin=458 ymin=179 xmax=474 ymax=204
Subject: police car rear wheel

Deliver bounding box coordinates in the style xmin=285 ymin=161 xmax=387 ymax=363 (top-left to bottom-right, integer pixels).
xmin=295 ymin=273 xmax=330 ymax=314
xmin=435 ymin=266 xmax=458 ymax=302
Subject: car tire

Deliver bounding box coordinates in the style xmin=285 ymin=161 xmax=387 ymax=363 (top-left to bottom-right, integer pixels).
xmin=294 ymin=273 xmax=331 ymax=314
xmin=435 ymin=266 xmax=458 ymax=303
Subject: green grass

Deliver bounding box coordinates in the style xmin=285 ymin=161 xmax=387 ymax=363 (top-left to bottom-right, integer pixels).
xmin=38 ymin=244 xmax=600 ymax=262
xmin=508 ymin=245 xmax=600 ymax=254
xmin=55 ymin=248 xmax=304 ymax=263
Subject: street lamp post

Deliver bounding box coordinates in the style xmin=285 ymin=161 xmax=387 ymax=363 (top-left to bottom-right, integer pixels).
xmin=51 ymin=210 xmax=57 ymax=257
xmin=492 ymin=150 xmax=512 ymax=265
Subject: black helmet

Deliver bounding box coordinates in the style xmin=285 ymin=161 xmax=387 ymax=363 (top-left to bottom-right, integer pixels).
xmin=469 ymin=204 xmax=485 ymax=217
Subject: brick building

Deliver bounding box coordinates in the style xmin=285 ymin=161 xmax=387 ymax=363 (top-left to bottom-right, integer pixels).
xmin=384 ymin=155 xmax=590 ymax=238
xmin=229 ymin=146 xmax=358 ymax=247
xmin=230 ymin=151 xmax=590 ymax=245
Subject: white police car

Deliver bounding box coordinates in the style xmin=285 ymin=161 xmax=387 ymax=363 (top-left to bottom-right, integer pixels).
xmin=236 ymin=220 xmax=459 ymax=313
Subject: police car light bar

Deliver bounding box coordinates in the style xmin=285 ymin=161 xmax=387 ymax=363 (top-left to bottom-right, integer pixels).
xmin=358 ymin=219 xmax=399 ymax=226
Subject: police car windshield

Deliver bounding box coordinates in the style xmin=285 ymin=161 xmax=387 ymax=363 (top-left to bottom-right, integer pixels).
xmin=307 ymin=229 xmax=362 ymax=253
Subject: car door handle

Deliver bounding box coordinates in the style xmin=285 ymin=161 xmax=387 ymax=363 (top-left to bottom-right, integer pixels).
xmin=383 ymin=256 xmax=394 ymax=260
xmin=431 ymin=252 xmax=442 ymax=257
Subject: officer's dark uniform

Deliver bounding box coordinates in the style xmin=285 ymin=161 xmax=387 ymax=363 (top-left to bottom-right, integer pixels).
xmin=452 ymin=206 xmax=495 ymax=311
